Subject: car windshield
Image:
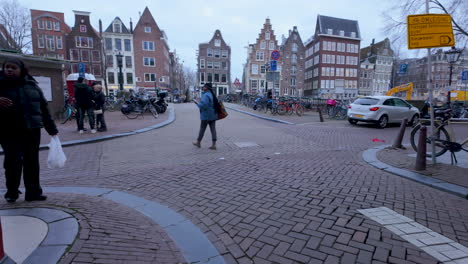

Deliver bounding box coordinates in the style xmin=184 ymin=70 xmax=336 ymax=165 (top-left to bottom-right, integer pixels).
xmin=353 ymin=98 xmax=379 ymax=106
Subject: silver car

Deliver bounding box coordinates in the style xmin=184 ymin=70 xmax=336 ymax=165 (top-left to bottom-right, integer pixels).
xmin=347 ymin=96 xmax=420 ymax=128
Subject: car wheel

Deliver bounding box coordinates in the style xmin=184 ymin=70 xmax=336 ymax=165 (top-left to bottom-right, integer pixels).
xmin=348 ymin=118 xmax=358 ymax=125
xmin=377 ymin=115 xmax=388 ymax=129
xmin=408 ymin=114 xmax=419 ymax=127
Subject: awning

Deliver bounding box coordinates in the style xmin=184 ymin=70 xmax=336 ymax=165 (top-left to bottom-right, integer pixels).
xmin=66 ymin=73 xmax=96 ymax=81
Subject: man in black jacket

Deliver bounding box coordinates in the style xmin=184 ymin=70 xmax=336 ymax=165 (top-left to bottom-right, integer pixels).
xmin=74 ymin=77 xmax=95 ymax=133
xmin=0 ymin=58 xmax=58 ymax=202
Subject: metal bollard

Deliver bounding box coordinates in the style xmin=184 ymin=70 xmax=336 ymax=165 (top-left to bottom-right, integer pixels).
xmin=392 ymin=118 xmax=408 ymax=149
xmin=317 ymin=107 xmax=324 ymax=122
xmin=415 ymin=125 xmax=427 ymax=171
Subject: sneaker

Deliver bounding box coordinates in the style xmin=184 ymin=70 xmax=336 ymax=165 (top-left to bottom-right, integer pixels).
xmin=79 ymin=130 xmax=84 ymax=134
xmin=91 ymin=129 xmax=97 ymax=134
xmin=25 ymin=194 xmax=47 ymax=202
xmin=192 ymin=141 xmax=201 ymax=148
xmin=209 ymin=145 xmax=217 ymax=150
xmin=4 ymin=190 xmax=21 ymax=203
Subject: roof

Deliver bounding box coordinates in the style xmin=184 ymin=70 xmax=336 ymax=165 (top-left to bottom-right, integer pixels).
xmin=316 ymin=15 xmax=360 ymax=39
xmin=104 ymin=17 xmax=131 ymax=34
xmin=360 ymin=38 xmax=394 ymax=60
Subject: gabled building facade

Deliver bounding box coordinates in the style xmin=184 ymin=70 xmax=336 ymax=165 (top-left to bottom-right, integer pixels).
xmin=304 ymin=15 xmax=361 ymax=99
xmin=30 ymin=9 xmax=70 ymax=59
xmin=197 ymin=29 xmax=231 ymax=96
xmin=245 ymin=18 xmax=279 ymax=95
xmin=279 ymin=26 xmax=305 ymax=97
xmin=133 ymin=7 xmax=171 ymax=90
xmin=66 ymin=10 xmax=103 ymax=81
xmin=359 ymin=38 xmax=394 ymax=96
xmin=102 ymin=17 xmax=135 ymax=93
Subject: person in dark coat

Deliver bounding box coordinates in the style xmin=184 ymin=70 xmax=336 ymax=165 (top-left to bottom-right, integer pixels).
xmin=0 ymin=58 xmax=58 ymax=202
xmin=74 ymin=77 xmax=95 ymax=134
xmin=193 ymin=83 xmax=218 ymax=150
xmin=91 ymin=83 xmax=107 ymax=132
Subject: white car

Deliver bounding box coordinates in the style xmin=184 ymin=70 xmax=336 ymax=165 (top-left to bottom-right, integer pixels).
xmin=347 ymin=96 xmax=420 ymax=128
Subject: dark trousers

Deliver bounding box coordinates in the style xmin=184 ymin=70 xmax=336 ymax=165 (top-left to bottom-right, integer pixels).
xmin=95 ymin=111 xmax=107 ymax=129
xmin=78 ymin=107 xmax=95 ymax=130
xmin=1 ymin=128 xmax=43 ymax=196
xmin=197 ymin=120 xmax=217 ymax=142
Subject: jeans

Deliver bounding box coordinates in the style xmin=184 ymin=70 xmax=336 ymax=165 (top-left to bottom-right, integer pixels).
xmin=95 ymin=111 xmax=107 ymax=129
xmin=78 ymin=107 xmax=95 ymax=130
xmin=197 ymin=120 xmax=217 ymax=142
xmin=0 ymin=128 xmax=43 ymax=196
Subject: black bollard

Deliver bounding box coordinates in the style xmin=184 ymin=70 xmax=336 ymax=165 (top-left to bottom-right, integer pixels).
xmin=317 ymin=106 xmax=324 ymax=122
xmin=392 ymin=118 xmax=408 ymax=149
xmin=415 ymin=126 xmax=427 ymax=171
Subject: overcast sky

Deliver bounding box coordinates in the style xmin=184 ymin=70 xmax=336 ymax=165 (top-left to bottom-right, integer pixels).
xmin=20 ymin=0 xmax=397 ymax=81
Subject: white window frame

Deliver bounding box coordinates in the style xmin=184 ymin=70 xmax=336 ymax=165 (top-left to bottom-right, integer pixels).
xmin=143 ymin=57 xmax=155 ymax=67
xmin=327 ymin=28 xmax=333 ymax=34
xmin=200 ymin=59 xmax=205 ymax=69
xmin=56 ymin=36 xmax=63 ymax=49
xmin=144 ymin=73 xmax=156 ymax=82
xmin=214 ymin=39 xmax=221 ymax=47
xmin=53 ymin=21 xmax=60 ymax=31
xmin=144 ymin=26 xmax=151 ymax=33
xmin=265 ymin=31 xmax=270 ymax=40
xmin=37 ymin=20 xmax=44 ymax=29
xmin=46 ymin=35 xmax=55 ymax=51
xmin=222 ymin=50 xmax=228 ymax=58
xmin=269 ymin=41 xmax=274 ymax=50
xmin=207 ymin=48 xmax=213 ymax=57
xmin=38 ymin=34 xmax=44 ymax=48
xmin=142 ymin=41 xmax=155 ymax=51
xmin=260 ymin=41 xmax=266 ymax=49
xmin=113 ymin=23 xmax=121 ymax=33
xmin=251 ymin=64 xmax=258 ymax=75
xmin=46 ymin=20 xmax=52 ymax=30
xmin=256 ymin=51 xmax=264 ymax=61
xmin=207 ymin=61 xmax=213 ymax=69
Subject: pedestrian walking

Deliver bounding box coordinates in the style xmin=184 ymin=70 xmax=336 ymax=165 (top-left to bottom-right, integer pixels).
xmin=91 ymin=83 xmax=107 ymax=132
xmin=74 ymin=77 xmax=95 ymax=134
xmin=0 ymin=58 xmax=58 ymax=202
xmin=193 ymin=83 xmax=218 ymax=150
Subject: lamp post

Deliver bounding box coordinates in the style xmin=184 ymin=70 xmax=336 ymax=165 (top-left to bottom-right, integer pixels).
xmin=116 ymin=52 xmax=124 ymax=91
xmin=444 ymin=47 xmax=463 ymax=107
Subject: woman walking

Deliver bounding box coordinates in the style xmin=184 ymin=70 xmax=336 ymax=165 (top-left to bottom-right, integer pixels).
xmin=193 ymin=83 xmax=218 ymax=150
xmin=0 ymin=58 xmax=58 ymax=202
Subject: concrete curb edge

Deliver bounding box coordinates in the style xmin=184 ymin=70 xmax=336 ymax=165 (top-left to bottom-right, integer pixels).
xmin=225 ymin=106 xmax=295 ymax=125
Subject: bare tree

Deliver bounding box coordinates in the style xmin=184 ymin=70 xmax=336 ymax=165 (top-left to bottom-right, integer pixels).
xmin=383 ymin=0 xmax=468 ymax=55
xmin=0 ymin=0 xmax=31 ymax=53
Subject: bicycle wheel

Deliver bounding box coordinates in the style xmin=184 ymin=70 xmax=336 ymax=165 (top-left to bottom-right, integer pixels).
xmin=295 ymin=104 xmax=305 ymax=116
xmin=277 ymin=104 xmax=287 ymax=115
xmin=337 ymin=108 xmax=348 ymax=120
xmin=149 ymin=104 xmax=159 ymax=118
xmin=410 ymin=124 xmax=450 ymax=157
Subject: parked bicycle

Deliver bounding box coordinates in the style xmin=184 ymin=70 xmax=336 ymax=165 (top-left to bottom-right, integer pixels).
xmin=61 ymin=96 xmax=77 ymax=124
xmin=121 ymin=93 xmax=158 ymax=119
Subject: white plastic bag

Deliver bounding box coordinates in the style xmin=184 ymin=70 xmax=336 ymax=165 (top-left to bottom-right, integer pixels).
xmin=47 ymin=136 xmax=67 ymax=168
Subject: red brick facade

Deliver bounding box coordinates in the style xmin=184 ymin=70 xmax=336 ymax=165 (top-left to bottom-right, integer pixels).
xmin=280 ymin=26 xmax=305 ymax=97
xmin=30 ymin=9 xmax=70 ymax=59
xmin=133 ymin=7 xmax=171 ymax=89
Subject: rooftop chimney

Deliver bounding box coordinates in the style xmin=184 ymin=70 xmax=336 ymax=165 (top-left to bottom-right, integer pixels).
xmin=130 ymin=18 xmax=133 ymax=33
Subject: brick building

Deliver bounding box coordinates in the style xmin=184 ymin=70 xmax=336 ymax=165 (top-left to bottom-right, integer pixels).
xmin=30 ymin=10 xmax=70 ymax=59
xmin=279 ymin=26 xmax=305 ymax=97
xmin=359 ymin=38 xmax=394 ymax=96
xmin=102 ymin=17 xmax=135 ymax=93
xmin=133 ymin=7 xmax=171 ymax=90
xmin=197 ymin=29 xmax=231 ymax=96
xmin=66 ymin=11 xmax=103 ymax=82
xmin=304 ymin=15 xmax=361 ymax=99
xmin=244 ymin=18 xmax=279 ymax=95
xmin=0 ymin=24 xmax=20 ymax=51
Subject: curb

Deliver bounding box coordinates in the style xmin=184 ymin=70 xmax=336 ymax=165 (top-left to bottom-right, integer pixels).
xmin=225 ymin=105 xmax=295 ymax=125
xmin=0 ymin=106 xmax=176 ymax=155
xmin=362 ymin=145 xmax=468 ymax=199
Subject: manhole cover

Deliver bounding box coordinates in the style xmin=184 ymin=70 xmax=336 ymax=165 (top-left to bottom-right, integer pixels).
xmin=234 ymin=142 xmax=259 ymax=148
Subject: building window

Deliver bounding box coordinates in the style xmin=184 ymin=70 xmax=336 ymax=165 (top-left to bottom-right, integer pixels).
xmin=290 ymin=77 xmax=296 ymax=86
xmin=92 ymin=50 xmax=100 ymax=62
xmin=269 ymin=41 xmax=274 ymax=50
xmin=46 ymin=35 xmax=55 ymax=50
xmin=265 ymin=31 xmax=270 ymax=40
xmin=142 ymin=41 xmax=155 ymax=51
xmin=214 ymin=62 xmax=220 ymax=69
xmin=251 ymin=64 xmax=258 ymax=74
xmin=113 ymin=23 xmax=121 ymax=33
xmin=75 ymin=36 xmax=93 ymax=48
xmin=53 ymin=21 xmax=60 ymax=31
xmin=207 ymin=73 xmax=213 ymax=82
xmin=38 ymin=35 xmax=44 ymax=48
xmin=214 ymin=39 xmax=221 ymax=47
xmin=200 ymin=59 xmax=205 ymax=69
xmin=106 ymin=55 xmax=113 ymax=67
xmin=108 ymin=72 xmax=115 ymax=84
xmin=124 ymin=39 xmax=131 ymax=51
xmin=37 ymin=20 xmax=44 ymax=29
xmin=93 ymin=65 xmax=102 ymax=76
xmin=292 ymin=66 xmax=297 ymax=74
xmin=207 ymin=48 xmax=213 ymax=57
xmin=200 ymin=72 xmax=205 ymax=83
xmin=207 ymin=61 xmax=213 ymax=69
xmin=222 ymin=61 xmax=227 ymax=70
xmin=327 ymin=28 xmax=333 ymax=34
xmin=260 ymin=65 xmax=266 ymax=73
xmin=222 ymin=74 xmax=227 ymax=83
xmin=339 ymin=30 xmax=344 ymax=36
xmin=115 ymin=39 xmax=122 ymax=51
xmin=222 ymin=50 xmax=228 ymax=58
xmin=57 ymin=54 xmax=64 ymax=59
xmin=81 ymin=50 xmax=90 ymax=62
xmin=45 ymin=20 xmax=52 ymax=30
xmin=214 ymin=73 xmax=219 ymax=82
xmin=256 ymin=51 xmax=264 ymax=61
xmin=251 ymin=79 xmax=258 ymax=89
xmin=105 ymin=38 xmax=112 ymax=50
xmin=292 ymin=43 xmax=298 ymax=52
xmin=143 ymin=57 xmax=155 ymax=66
xmin=70 ymin=49 xmax=79 ymax=61
xmin=291 ymin=54 xmax=297 ymax=64
xmin=80 ymin=25 xmax=87 ymax=32
xmin=214 ymin=49 xmax=220 ymax=58
xmin=144 ymin=26 xmax=151 ymax=33
xmin=159 ymin=77 xmax=165 ymax=83
xmin=127 ymin=73 xmax=133 ymax=84
xmin=125 ymin=56 xmax=132 ymax=67
xmin=260 ymin=41 xmax=266 ymax=49
xmin=351 ymin=32 xmax=356 ymax=38
xmin=144 ymin=73 xmax=156 ymax=82
xmin=56 ymin=36 xmax=63 ymax=49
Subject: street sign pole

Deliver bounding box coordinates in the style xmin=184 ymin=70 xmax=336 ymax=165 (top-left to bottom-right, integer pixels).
xmin=425 ymin=0 xmax=436 ymax=165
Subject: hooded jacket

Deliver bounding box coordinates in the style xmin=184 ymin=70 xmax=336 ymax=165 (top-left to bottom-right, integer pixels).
xmin=0 ymin=72 xmax=58 ymax=135
xmin=74 ymin=82 xmax=94 ymax=109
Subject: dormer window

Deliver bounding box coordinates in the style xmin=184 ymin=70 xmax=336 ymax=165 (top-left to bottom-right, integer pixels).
xmin=214 ymin=39 xmax=221 ymax=47
xmin=351 ymin=32 xmax=356 ymax=38
xmin=327 ymin=28 xmax=333 ymax=35
xmin=339 ymin=30 xmax=344 ymax=36
xmin=145 ymin=26 xmax=151 ymax=33
xmin=113 ymin=23 xmax=121 ymax=33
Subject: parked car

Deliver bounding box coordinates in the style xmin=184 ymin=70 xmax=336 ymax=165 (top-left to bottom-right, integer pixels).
xmin=347 ymin=96 xmax=420 ymax=128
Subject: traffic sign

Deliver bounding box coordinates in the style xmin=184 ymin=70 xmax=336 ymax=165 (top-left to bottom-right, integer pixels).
xmin=271 ymin=50 xmax=280 ymax=60
xmin=78 ymin=63 xmax=85 ymax=78
xmin=270 ymin=60 xmax=277 ymax=71
xmin=462 ymin=71 xmax=468 ymax=84
xmin=233 ymin=78 xmax=241 ymax=87
xmin=399 ymin=64 xmax=408 ymax=75
xmin=407 ymin=14 xmax=455 ymax=49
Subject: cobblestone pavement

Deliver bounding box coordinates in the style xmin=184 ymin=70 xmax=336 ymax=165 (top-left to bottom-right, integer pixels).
xmin=1 ymin=103 xmax=468 ymax=263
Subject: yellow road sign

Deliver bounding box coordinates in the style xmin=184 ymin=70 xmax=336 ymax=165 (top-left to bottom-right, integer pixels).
xmin=407 ymin=14 xmax=455 ymax=49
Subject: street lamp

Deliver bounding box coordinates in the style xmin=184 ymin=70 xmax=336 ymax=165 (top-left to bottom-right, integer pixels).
xmin=116 ymin=52 xmax=124 ymax=91
xmin=444 ymin=46 xmax=463 ymax=106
